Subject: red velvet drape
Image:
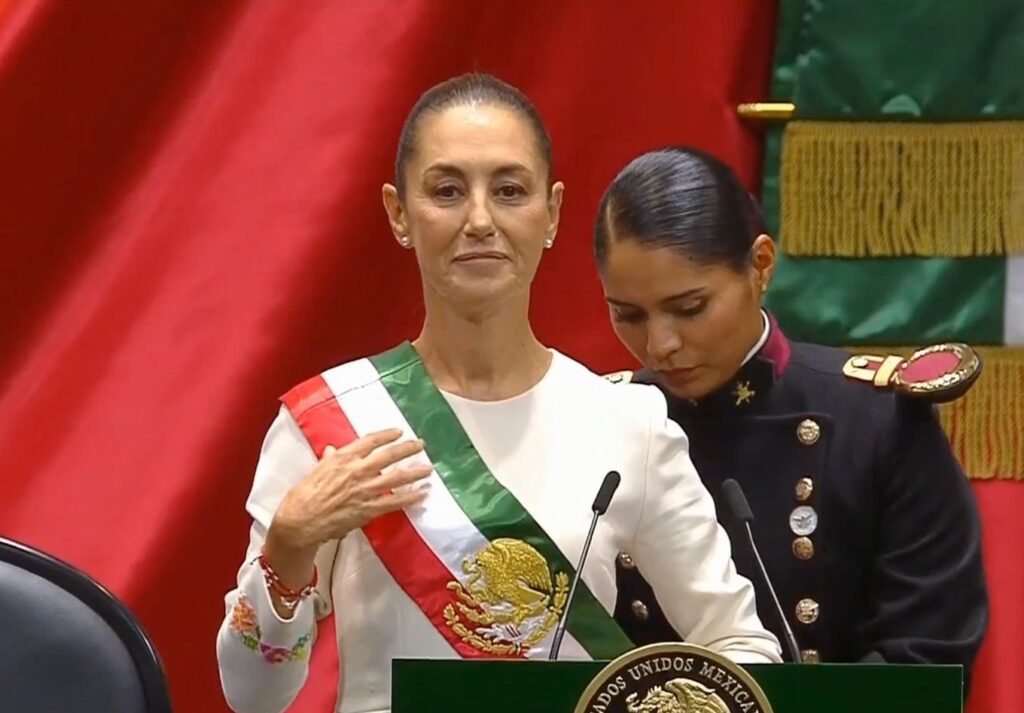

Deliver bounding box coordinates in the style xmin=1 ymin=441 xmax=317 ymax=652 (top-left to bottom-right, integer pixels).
xmin=3 ymin=2 xmax=1015 ymax=712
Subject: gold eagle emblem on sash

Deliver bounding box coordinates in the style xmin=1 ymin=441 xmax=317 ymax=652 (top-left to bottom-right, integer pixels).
xmin=443 ymin=538 xmax=569 ymax=655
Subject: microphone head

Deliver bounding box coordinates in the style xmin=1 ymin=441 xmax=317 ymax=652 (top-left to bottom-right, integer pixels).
xmin=592 ymin=471 xmax=621 ymax=515
xmin=722 ymin=479 xmax=754 ymax=523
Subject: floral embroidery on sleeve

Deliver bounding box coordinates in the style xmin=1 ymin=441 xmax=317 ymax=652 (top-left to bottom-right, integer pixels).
xmin=229 ymin=594 xmax=315 ymax=664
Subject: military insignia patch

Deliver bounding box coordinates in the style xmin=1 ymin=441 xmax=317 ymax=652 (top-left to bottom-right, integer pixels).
xmin=443 ymin=538 xmax=568 ymax=656
xmin=842 ymin=343 xmax=982 ymax=403
xmin=603 ymin=370 xmax=634 ymax=384
xmin=732 ymin=380 xmax=756 ymax=406
xmin=574 ymin=642 xmax=773 ymax=713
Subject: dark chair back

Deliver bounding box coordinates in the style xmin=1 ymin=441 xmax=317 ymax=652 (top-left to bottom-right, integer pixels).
xmin=0 ymin=537 xmax=173 ymax=712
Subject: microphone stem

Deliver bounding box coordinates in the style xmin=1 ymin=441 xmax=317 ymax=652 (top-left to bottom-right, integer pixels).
xmin=744 ymin=522 xmax=801 ymax=663
xmin=549 ymin=511 xmax=600 ymax=660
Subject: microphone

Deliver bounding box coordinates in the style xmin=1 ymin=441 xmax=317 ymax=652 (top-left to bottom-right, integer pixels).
xmin=548 ymin=470 xmax=621 ymax=660
xmin=721 ymin=478 xmax=802 ymax=664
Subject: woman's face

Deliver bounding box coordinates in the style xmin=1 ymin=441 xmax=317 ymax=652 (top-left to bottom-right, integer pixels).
xmin=383 ymin=103 xmax=562 ymax=312
xmin=599 ymin=236 xmax=774 ymax=400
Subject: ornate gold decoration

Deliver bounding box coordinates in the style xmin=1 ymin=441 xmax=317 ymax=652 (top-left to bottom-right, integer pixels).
xmin=796 ymin=419 xmax=820 ymax=445
xmin=801 ymin=648 xmax=821 ymax=663
xmin=842 ymin=354 xmax=905 ymax=386
xmin=626 ymin=678 xmax=730 ymax=713
xmin=443 ymin=538 xmax=568 ymax=655
xmin=792 ymin=537 xmax=814 ymax=560
xmin=795 ymin=598 xmax=820 ymax=624
xmin=894 ymin=343 xmax=981 ymax=396
xmin=850 ymin=345 xmax=1023 ymax=480
xmin=737 ymin=102 xmax=796 ymax=121
xmin=574 ymin=642 xmax=774 ymax=713
xmin=732 ymin=380 xmax=755 ymax=406
xmin=795 ymin=477 xmax=814 ymax=502
xmin=843 ymin=344 xmax=981 ymax=398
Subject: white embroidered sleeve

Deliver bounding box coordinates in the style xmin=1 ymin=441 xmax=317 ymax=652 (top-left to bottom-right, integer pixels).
xmin=216 ymin=407 xmax=339 ymax=713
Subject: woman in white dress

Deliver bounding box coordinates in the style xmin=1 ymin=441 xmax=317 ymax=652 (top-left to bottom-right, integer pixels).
xmin=215 ymin=73 xmax=781 ymax=713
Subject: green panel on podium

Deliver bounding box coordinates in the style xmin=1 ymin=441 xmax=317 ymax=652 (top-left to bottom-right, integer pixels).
xmin=393 ymin=659 xmax=962 ymax=713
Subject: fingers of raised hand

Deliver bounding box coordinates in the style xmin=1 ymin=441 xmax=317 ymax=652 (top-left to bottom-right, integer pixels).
xmin=370 ymin=464 xmax=433 ymax=493
xmin=329 ymin=482 xmax=427 ymax=534
xmin=319 ymin=434 xmax=424 ymax=474
xmin=359 ymin=439 xmax=426 ymax=475
xmin=337 ymin=429 xmax=405 ymax=459
xmin=351 ymin=463 xmax=432 ymax=502
xmin=367 ymin=488 xmax=430 ymax=518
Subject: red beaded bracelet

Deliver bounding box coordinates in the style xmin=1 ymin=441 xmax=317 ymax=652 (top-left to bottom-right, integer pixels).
xmin=257 ymin=550 xmax=318 ymax=612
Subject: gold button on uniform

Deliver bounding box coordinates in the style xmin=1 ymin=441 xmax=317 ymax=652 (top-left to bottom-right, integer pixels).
xmin=617 ymin=552 xmax=636 ymax=570
xmin=792 ymin=536 xmax=814 ymax=560
xmin=631 ymin=600 xmax=649 ymax=621
xmin=795 ymin=598 xmax=820 ymax=624
xmin=797 ymin=419 xmax=821 ymax=445
xmin=801 ymin=649 xmax=821 ymax=663
xmin=795 ymin=477 xmax=814 ymax=502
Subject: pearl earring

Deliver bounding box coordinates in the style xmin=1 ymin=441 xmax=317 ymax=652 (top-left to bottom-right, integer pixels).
xmin=399 ymin=236 xmax=411 ymax=248
xmin=544 ymin=237 xmax=554 ymax=249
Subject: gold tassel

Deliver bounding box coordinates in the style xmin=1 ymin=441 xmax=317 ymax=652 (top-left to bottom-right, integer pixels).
xmin=862 ymin=347 xmax=1024 ymax=480
xmin=781 ymin=122 xmax=1024 ymax=256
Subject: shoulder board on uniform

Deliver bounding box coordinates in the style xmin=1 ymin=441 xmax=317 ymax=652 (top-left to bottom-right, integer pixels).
xmin=841 ymin=343 xmax=982 ymax=403
xmin=602 ymin=370 xmax=634 ymax=385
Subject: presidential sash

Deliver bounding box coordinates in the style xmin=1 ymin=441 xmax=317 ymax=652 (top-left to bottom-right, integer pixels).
xmin=281 ymin=342 xmax=631 ymax=660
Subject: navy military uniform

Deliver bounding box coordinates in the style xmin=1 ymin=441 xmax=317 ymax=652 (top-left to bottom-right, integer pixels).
xmin=611 ymin=317 xmax=988 ymax=681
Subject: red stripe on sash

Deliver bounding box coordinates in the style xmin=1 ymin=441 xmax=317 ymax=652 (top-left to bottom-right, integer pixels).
xmin=282 ymin=375 xmax=501 ymax=659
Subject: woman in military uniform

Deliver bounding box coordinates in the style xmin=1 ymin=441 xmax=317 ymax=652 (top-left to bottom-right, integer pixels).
xmin=592 ymin=147 xmax=988 ymax=680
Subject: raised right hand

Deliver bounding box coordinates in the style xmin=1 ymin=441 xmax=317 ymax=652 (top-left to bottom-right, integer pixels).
xmin=264 ymin=429 xmax=432 ymax=588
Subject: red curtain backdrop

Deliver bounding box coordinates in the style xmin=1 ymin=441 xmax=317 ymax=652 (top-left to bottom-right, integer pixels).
xmin=1 ymin=2 xmax=1017 ymax=712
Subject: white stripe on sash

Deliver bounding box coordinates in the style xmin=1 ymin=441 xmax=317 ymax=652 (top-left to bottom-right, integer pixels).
xmin=320 ymin=359 xmax=588 ymax=659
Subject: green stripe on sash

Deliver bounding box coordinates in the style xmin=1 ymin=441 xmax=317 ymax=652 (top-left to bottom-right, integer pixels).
xmin=370 ymin=343 xmax=633 ymax=659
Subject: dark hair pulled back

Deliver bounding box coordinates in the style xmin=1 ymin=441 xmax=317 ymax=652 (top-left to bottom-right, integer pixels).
xmin=594 ymin=147 xmax=765 ymax=270
xmin=395 ymin=73 xmax=553 ymax=197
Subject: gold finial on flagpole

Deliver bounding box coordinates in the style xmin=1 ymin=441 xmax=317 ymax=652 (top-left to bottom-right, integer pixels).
xmin=737 ymin=102 xmax=796 ymax=121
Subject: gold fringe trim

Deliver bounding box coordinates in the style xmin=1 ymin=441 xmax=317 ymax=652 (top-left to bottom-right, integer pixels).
xmin=864 ymin=347 xmax=1024 ymax=480
xmin=781 ymin=122 xmax=1024 ymax=256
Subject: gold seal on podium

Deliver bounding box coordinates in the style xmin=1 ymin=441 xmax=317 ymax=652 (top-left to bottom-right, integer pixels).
xmin=574 ymin=643 xmax=774 ymax=713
